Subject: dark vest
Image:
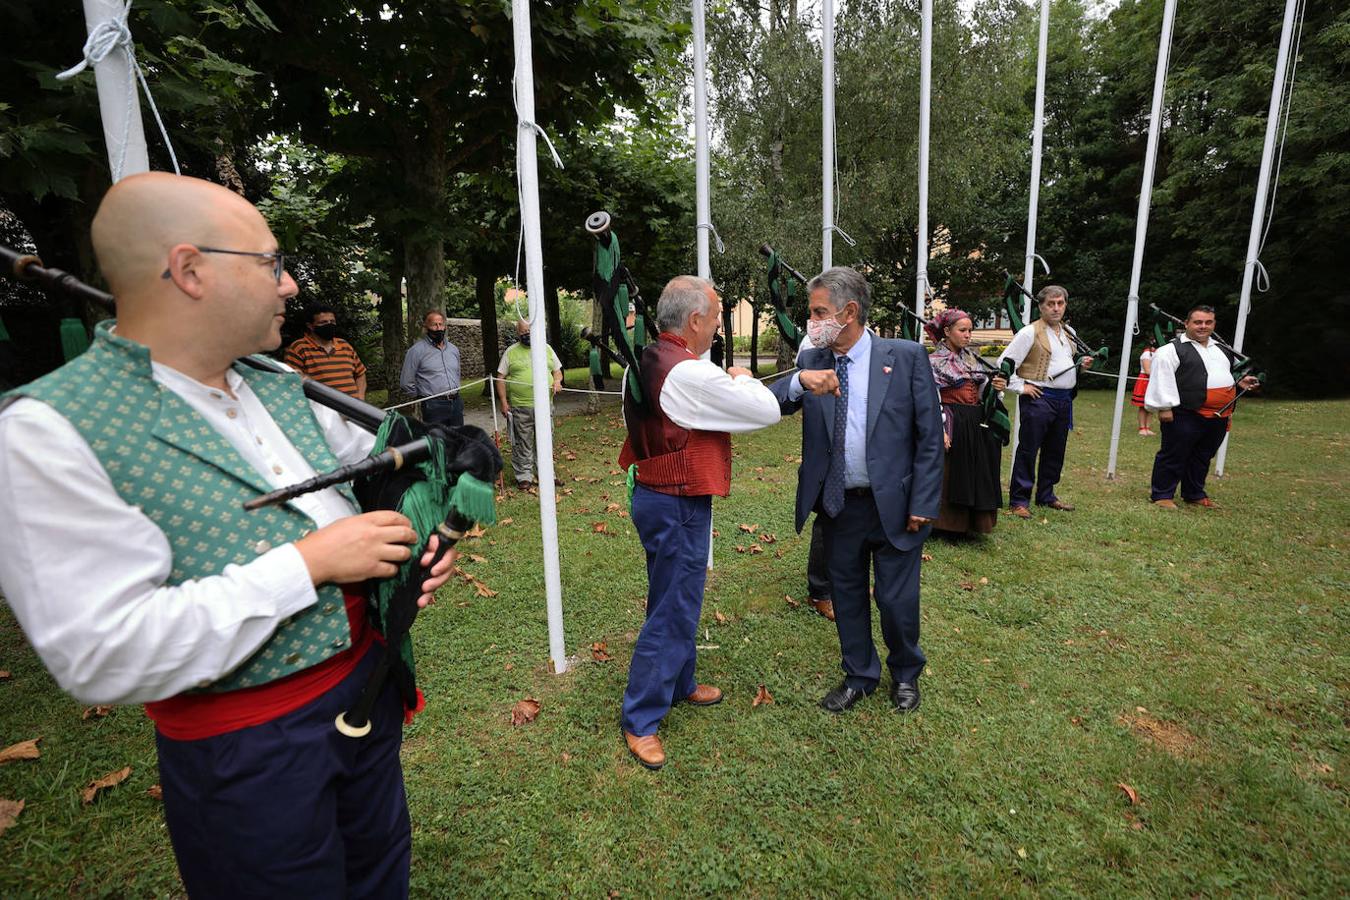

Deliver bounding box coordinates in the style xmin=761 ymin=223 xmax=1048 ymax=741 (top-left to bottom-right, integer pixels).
xmin=1171 ymin=338 xmax=1237 ymax=411
xmin=619 ymin=334 xmax=733 ymax=497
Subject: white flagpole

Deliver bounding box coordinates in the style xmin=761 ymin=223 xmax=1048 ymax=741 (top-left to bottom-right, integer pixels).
xmin=915 ymin=0 xmax=931 ymax=311
xmin=80 ymin=0 xmax=150 ymax=180
xmin=511 ymin=0 xmax=568 ymax=673
xmin=693 ymin=0 xmax=712 ymax=281
xmin=1214 ymin=0 xmax=1300 ymax=477
xmin=822 ymin=0 xmax=836 ymax=270
xmin=1010 ymin=0 xmax=1051 ymax=459
xmin=1105 ymin=0 xmax=1177 ymax=479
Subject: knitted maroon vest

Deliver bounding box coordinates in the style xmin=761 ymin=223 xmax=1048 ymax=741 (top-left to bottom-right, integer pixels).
xmin=618 ymin=333 xmax=733 ymax=497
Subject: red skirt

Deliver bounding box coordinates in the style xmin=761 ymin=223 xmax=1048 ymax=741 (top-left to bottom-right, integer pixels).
xmin=1130 ymin=373 xmax=1149 ymax=408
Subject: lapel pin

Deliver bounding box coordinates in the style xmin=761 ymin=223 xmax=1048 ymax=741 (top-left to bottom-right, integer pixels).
xmin=882 ymin=366 xmax=892 ymax=375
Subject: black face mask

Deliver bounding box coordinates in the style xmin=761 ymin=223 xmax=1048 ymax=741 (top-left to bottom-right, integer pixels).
xmin=519 ymin=333 xmax=532 ymax=347
xmin=426 ymin=329 xmax=446 ymax=344
xmin=312 ymin=323 xmax=337 ymax=341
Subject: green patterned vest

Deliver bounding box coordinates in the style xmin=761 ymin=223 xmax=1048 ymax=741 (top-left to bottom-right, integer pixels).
xmin=7 ymin=321 xmax=361 ymax=692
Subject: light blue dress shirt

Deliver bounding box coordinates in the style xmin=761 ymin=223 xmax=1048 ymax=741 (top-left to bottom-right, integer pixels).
xmin=789 ymin=330 xmax=872 ymax=488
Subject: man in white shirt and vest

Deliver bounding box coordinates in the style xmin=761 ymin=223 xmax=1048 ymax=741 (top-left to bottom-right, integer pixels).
xmin=997 ymin=285 xmax=1093 ymax=518
xmin=618 ymin=276 xmax=780 ymax=769
xmin=0 ymin=173 xmax=457 ymax=897
xmin=1144 ymin=304 xmax=1260 ymax=509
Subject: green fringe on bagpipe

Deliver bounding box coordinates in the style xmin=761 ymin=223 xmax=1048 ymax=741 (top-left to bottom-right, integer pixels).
xmin=60 ymin=318 xmax=90 ymax=361
xmin=369 ymin=412 xmax=496 ymax=677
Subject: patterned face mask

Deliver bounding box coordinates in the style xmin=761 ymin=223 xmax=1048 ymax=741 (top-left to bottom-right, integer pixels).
xmin=806 ymin=311 xmax=846 ymax=349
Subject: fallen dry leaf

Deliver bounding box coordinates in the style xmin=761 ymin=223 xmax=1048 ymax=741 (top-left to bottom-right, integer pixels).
xmin=757 ymin=533 xmax=777 ymax=544
xmin=0 ymin=798 xmax=23 ymax=836
xmin=734 ymin=545 xmax=746 ymax=554
xmin=563 ymin=450 xmax=578 ymax=460
xmin=921 ymin=553 xmax=933 ymax=562
xmin=82 ymin=706 xmax=112 ymax=720
xmin=561 ymin=752 xmax=573 ymax=763
xmin=0 ymin=739 xmax=40 ymax=765
xmin=748 ymin=544 xmax=764 ymax=555
xmin=752 ymin=684 xmax=774 ymax=707
xmin=1117 ymin=782 xmax=1140 ymax=806
xmin=592 ymin=522 xmax=612 ymax=535
xmin=465 ymin=524 xmax=487 ymax=539
xmin=467 ymin=554 xmax=488 ymax=564
xmin=472 ymin=580 xmax=499 ymax=598
xmin=979 ymin=576 xmax=989 ymax=585
xmin=81 ymin=766 xmax=132 ymax=804
xmin=1070 ymin=716 xmax=1084 ymax=727
xmin=784 ymin=594 xmax=801 ymax=609
xmin=0 ymin=670 xmax=10 ymax=680
xmin=711 ymin=529 xmax=720 ymax=537
xmin=591 ymin=641 xmax=613 ymax=662
xmin=605 ymin=502 xmax=623 ymax=513
xmin=511 ymin=697 xmax=541 ymax=726
xmin=146 ymin=784 xmax=163 ymax=801
xmin=499 ymin=518 xmax=514 ymax=526
xmin=958 ymin=581 xmax=976 ymax=591
xmin=575 ymin=506 xmax=592 ymax=514
xmin=504 ymin=662 xmax=514 ymax=671
xmin=713 ymin=611 xmax=729 ymax=625
xmin=737 ymin=523 xmax=760 ymax=533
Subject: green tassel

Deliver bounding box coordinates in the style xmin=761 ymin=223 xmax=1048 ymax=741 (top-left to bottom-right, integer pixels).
xmin=626 ymin=462 xmax=637 ymax=506
xmin=0 ymin=315 xmax=11 ymax=342
xmin=59 ymin=319 xmax=90 ymax=361
xmin=449 ymin=473 xmax=496 ymax=526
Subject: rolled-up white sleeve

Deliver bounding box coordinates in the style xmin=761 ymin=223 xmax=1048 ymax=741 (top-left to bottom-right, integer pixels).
xmin=0 ymin=400 xmax=320 ymax=705
xmin=1144 ymin=344 xmax=1180 ymax=411
xmin=659 ymin=360 xmax=781 ymax=433
xmin=998 ymin=327 xmax=1034 ymax=394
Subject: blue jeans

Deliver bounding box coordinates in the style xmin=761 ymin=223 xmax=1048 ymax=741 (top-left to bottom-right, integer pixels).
xmin=422 ymin=395 xmax=463 ymax=427
xmin=620 ymin=485 xmax=712 ymax=735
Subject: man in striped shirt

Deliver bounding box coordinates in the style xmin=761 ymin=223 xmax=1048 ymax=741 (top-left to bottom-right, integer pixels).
xmin=284 ymin=304 xmax=367 ymax=399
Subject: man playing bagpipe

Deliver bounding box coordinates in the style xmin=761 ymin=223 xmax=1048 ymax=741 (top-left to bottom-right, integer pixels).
xmin=1144 ymin=304 xmax=1261 ymax=509
xmin=0 ymin=174 xmax=465 ymax=898
xmin=617 ymin=276 xmax=780 ymax=769
xmin=997 ymin=284 xmax=1094 ymax=518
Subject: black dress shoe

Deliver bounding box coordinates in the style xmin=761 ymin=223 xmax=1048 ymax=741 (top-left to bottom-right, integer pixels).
xmin=820 ymin=683 xmax=870 ymax=713
xmin=890 ymin=681 xmax=921 ymax=713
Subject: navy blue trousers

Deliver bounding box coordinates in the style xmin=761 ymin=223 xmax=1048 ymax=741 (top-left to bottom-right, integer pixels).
xmin=422 ymin=395 xmax=463 ymax=427
xmin=156 ymin=647 xmax=411 ymax=899
xmin=621 ymin=484 xmax=711 ymax=736
xmin=821 ymin=491 xmax=926 ymax=690
xmin=805 ymin=514 xmax=832 ymax=601
xmin=1010 ymin=393 xmax=1073 ymax=507
xmin=1150 ymin=409 xmax=1229 ymax=501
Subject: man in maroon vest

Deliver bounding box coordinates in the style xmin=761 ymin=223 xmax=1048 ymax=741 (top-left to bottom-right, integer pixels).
xmin=618 ymin=276 xmax=780 ymax=769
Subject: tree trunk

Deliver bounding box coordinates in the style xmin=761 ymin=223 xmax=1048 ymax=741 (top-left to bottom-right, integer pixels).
xmin=378 ymin=245 xmax=406 ymax=399
xmin=750 ymin=301 xmax=760 ymax=375
xmin=400 ymin=151 xmax=447 ymax=335
xmin=475 ymin=255 xmax=499 ymax=398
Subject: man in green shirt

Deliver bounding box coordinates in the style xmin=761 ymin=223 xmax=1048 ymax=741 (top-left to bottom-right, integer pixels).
xmin=495 ymin=319 xmax=562 ymax=490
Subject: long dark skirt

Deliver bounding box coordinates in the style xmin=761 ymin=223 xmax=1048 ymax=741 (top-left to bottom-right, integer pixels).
xmin=937 ymin=402 xmax=1003 ymax=534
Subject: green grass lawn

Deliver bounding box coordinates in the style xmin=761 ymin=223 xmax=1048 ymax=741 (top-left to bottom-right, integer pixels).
xmin=1 ymin=391 xmax=1346 ymax=896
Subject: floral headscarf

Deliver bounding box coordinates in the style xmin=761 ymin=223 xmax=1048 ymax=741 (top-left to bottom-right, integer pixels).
xmin=924 ymin=307 xmax=972 ymax=344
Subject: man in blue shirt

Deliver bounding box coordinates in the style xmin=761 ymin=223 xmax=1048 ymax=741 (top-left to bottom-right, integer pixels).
xmin=770 ymin=267 xmax=943 ymax=714
xmin=400 ymin=310 xmax=463 ymax=427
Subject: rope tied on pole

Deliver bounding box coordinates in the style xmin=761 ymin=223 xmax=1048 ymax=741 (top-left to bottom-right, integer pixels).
xmin=56 ymin=0 xmax=180 ymax=180
xmin=695 ymin=222 xmax=725 ymax=255
xmin=823 ymin=224 xmax=857 ymax=247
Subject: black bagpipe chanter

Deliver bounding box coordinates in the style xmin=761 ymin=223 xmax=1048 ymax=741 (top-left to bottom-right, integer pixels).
xmin=2 ymin=246 xmax=503 ymax=737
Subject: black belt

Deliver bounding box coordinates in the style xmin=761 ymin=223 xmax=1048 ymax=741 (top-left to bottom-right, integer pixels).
xmin=425 ymin=393 xmax=459 ymax=402
xmin=844 ymin=486 xmax=872 ymax=498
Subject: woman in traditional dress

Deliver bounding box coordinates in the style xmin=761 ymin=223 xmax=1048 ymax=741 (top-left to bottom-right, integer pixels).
xmin=1131 ymin=335 xmax=1157 ymax=435
xmin=926 ymin=309 xmax=1007 ymax=536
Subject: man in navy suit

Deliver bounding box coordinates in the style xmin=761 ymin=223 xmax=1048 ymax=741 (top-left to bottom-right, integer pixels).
xmin=770 ymin=267 xmax=943 ymax=713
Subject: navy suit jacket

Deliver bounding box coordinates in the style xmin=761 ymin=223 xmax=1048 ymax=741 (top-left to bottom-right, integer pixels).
xmin=772 ymin=337 xmax=944 ymax=551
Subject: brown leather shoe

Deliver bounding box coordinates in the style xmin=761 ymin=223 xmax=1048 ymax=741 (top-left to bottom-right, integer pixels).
xmin=1043 ymin=499 xmax=1075 ymax=511
xmin=1186 ymin=497 xmax=1220 ymax=509
xmin=624 ymin=731 xmax=666 ymax=769
xmin=1008 ymin=505 xmax=1032 ymax=519
xmin=809 ymin=598 xmax=836 ymax=621
xmin=685 ymin=684 xmax=723 ymax=706
xmin=1152 ymin=498 xmax=1179 ymax=509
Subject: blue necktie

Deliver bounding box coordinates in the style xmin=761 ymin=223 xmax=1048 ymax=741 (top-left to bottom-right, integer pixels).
xmin=823 ymin=355 xmax=851 ymax=517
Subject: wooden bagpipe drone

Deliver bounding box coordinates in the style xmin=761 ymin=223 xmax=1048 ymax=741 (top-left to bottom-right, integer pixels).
xmin=585 ymin=211 xmax=657 ymax=410
xmin=1 ymin=245 xmax=503 ymax=738
xmin=758 ymin=243 xmax=808 ymax=349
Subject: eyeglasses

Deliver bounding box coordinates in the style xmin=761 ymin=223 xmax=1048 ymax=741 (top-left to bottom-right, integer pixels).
xmin=161 ymin=246 xmax=288 ymax=284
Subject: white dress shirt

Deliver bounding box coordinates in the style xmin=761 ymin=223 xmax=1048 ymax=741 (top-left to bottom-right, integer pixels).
xmin=787 ymin=330 xmax=873 ymax=488
xmin=1144 ymin=336 xmax=1235 ymax=411
xmin=999 ymin=323 xmax=1080 ymax=393
xmin=0 ymin=363 xmax=375 ymax=705
xmin=657 ymin=358 xmax=781 ymax=433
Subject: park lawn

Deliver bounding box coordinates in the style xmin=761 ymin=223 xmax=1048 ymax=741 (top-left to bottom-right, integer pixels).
xmin=0 ymin=390 xmax=1346 ymax=896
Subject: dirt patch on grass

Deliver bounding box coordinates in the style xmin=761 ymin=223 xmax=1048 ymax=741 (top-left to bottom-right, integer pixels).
xmin=1117 ymin=711 xmax=1199 ymax=757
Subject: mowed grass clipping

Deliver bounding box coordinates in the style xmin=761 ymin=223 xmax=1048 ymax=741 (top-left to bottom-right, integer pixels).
xmin=0 ymin=390 xmax=1346 ymax=896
